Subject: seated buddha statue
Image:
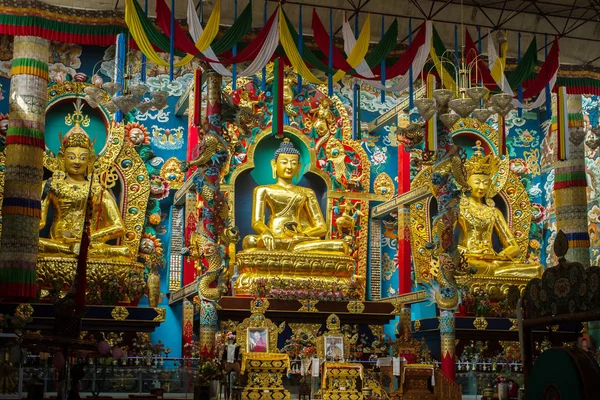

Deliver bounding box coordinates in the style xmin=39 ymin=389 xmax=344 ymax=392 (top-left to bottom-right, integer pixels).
xmin=242 ymin=138 xmax=349 ymax=255
xmin=458 ymin=142 xmax=541 ymax=278
xmin=39 ymin=114 xmax=131 ymax=259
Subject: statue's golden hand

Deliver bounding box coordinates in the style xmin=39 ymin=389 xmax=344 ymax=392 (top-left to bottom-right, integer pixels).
xmin=260 ymin=231 xmax=275 ymax=251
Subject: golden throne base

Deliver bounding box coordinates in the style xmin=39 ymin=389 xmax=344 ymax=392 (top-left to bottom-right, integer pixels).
xmin=233 ymin=250 xmax=356 ymax=295
xmin=37 ymin=257 xmax=144 ymax=303
xmin=461 ymin=275 xmax=532 ymax=301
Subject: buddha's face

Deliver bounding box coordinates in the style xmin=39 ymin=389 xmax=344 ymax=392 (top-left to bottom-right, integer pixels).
xmin=272 ymin=153 xmax=301 ymax=180
xmin=468 ymin=173 xmax=491 ymax=199
xmin=63 ymin=146 xmax=92 ymax=177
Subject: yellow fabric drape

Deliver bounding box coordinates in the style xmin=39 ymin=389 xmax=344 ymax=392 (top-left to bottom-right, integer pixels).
xmin=280 ymin=9 xmax=371 ymax=84
xmin=194 ymin=0 xmax=221 ymax=52
xmin=331 ymin=14 xmax=371 ymax=82
xmin=125 ymin=0 xmax=194 ymax=67
xmin=490 ymin=41 xmax=507 ymax=83
xmin=279 ymin=8 xmax=327 ymax=85
xmin=429 ymin=40 xmax=457 ymax=93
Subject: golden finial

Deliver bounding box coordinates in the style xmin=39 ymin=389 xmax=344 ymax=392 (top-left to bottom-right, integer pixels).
xmin=60 ymin=98 xmax=94 ymax=152
xmin=465 ymin=140 xmax=500 ymax=177
xmin=65 ymin=97 xmax=91 ymax=129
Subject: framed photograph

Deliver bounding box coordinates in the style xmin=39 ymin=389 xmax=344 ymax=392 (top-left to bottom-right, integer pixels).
xmin=247 ymin=328 xmax=269 ymax=353
xmin=324 ymin=336 xmax=344 ymax=360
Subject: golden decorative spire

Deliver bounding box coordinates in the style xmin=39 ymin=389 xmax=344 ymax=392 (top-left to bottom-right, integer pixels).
xmin=60 ymin=98 xmax=94 ymax=152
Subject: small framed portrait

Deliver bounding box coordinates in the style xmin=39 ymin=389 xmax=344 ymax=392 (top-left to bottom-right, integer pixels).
xmin=578 ymin=333 xmax=591 ymax=352
xmin=325 ymin=336 xmax=344 ymax=360
xmin=247 ymin=328 xmax=269 ymax=353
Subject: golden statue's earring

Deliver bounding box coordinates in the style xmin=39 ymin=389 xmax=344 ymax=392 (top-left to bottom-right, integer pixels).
xmin=272 ymin=167 xmax=277 ymax=180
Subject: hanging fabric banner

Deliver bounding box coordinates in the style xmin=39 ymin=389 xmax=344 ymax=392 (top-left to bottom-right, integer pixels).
xmin=557 ymin=86 xmax=569 ymax=160
xmin=430 ymin=26 xmax=457 ymax=93
xmin=279 ymin=8 xmax=328 ymax=85
xmin=506 ymin=37 xmax=538 ymax=90
xmin=343 ymin=20 xmax=431 ymax=92
xmin=187 ymin=0 xmax=252 ymax=56
xmin=311 ymin=9 xmax=371 ymax=78
xmin=156 ymin=0 xmax=220 ymax=56
xmin=465 ymin=29 xmax=499 ymax=91
xmin=521 ymin=38 xmax=560 ymax=99
xmin=425 ymin=74 xmax=437 ymax=152
xmin=487 ymin=31 xmax=512 ymax=94
xmin=125 ymin=0 xmax=194 ymax=67
xmin=273 ymin=58 xmax=284 ymax=137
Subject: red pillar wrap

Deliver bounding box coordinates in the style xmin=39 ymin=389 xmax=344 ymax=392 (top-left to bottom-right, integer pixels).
xmin=440 ymin=309 xmax=456 ymax=381
xmin=397 ymin=140 xmax=412 ymax=294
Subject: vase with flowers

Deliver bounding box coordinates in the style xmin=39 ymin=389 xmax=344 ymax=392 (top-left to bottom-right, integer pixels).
xmin=494 ymin=375 xmax=510 ymax=400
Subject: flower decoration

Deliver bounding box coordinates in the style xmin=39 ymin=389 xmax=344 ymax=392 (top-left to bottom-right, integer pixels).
xmin=509 ymin=158 xmax=529 ymax=175
xmin=196 ymin=355 xmax=223 ymax=386
xmin=148 ymin=213 xmax=161 ymax=225
xmin=125 ymin=122 xmax=151 ymax=146
xmin=370 ymin=146 xmax=387 ymax=166
xmin=149 ymin=175 xmax=170 ymax=200
xmin=139 ymin=233 xmax=164 ymax=261
xmin=530 ymin=203 xmax=547 ymax=224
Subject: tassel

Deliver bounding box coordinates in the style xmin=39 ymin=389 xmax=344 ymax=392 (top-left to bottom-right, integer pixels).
xmin=273 ymin=58 xmax=284 ymax=138
xmin=557 ymin=86 xmax=569 ymax=160
xmin=425 ymin=74 xmax=437 ymax=152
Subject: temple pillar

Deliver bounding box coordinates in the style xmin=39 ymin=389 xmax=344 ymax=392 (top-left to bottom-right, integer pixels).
xmin=0 ymin=36 xmax=49 ymax=300
xmin=196 ymin=69 xmax=222 ymax=355
xmin=554 ymin=95 xmax=590 ymax=266
xmin=439 ymin=309 xmax=456 ymax=381
xmin=398 ymin=140 xmax=412 ymax=294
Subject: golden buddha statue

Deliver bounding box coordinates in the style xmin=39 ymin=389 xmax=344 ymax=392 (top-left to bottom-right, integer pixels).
xmin=242 ymin=138 xmax=349 ymax=255
xmin=234 ymin=138 xmax=357 ymax=295
xmin=458 ymin=142 xmax=541 ymax=278
xmin=39 ymin=107 xmax=131 ymax=259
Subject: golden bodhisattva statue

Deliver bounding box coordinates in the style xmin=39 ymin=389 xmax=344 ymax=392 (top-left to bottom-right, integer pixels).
xmin=459 ymin=143 xmax=541 ymax=278
xmin=235 ymin=138 xmax=356 ymax=295
xmin=242 ymin=138 xmax=349 ymax=254
xmin=39 ymin=117 xmax=130 ymax=259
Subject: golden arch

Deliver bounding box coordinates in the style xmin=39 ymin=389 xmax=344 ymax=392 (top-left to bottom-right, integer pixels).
xmin=409 ymin=121 xmax=532 ymax=284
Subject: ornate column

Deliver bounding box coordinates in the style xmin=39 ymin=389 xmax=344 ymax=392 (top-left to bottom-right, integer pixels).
xmin=0 ymin=36 xmax=49 ymax=299
xmin=554 ymin=95 xmax=589 ymax=266
xmin=439 ymin=309 xmax=456 ymax=381
xmin=397 ymin=139 xmax=412 ymax=294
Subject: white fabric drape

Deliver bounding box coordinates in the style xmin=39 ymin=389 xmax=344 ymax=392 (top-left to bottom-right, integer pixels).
xmin=188 ymin=0 xmax=279 ymax=78
xmin=343 ymin=20 xmax=432 ymax=93
xmin=187 ymin=0 xmax=231 ymax=76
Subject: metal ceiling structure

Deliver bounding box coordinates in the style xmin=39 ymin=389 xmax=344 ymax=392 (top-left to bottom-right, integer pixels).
xmin=39 ymin=0 xmax=600 ymax=66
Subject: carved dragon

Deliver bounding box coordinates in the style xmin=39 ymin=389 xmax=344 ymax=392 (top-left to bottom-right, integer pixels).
xmin=183 ymin=88 xmax=241 ymax=301
xmin=424 ymin=131 xmax=473 ymax=310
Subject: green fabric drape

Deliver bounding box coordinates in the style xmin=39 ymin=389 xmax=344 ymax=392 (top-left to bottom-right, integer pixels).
xmin=346 ymin=19 xmax=398 ymax=75
xmin=364 ymin=19 xmax=398 ymax=68
xmin=432 ymin=26 xmax=456 ymax=78
xmin=211 ymin=0 xmax=252 ymax=55
xmin=506 ymin=37 xmax=538 ymax=90
xmin=131 ymin=0 xmax=187 ymax=57
xmin=283 ymin=10 xmax=336 ymax=75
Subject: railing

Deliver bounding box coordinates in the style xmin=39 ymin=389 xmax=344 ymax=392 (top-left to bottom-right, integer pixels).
xmin=434 ymin=367 xmax=462 ymax=400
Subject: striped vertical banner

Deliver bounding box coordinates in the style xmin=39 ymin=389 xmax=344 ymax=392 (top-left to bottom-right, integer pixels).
xmin=273 ymin=58 xmax=284 ymax=137
xmin=499 ymin=114 xmax=506 ymax=155
xmin=557 ymin=86 xmax=569 ymax=160
xmin=0 ymin=36 xmax=49 ymax=300
xmin=425 ymin=74 xmax=437 ymax=152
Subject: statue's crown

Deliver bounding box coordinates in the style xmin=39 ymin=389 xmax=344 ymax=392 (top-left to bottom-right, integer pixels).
xmin=465 ymin=141 xmax=499 ymax=177
xmin=60 ymin=98 xmax=94 ymax=152
xmin=273 ymin=137 xmax=300 ymax=160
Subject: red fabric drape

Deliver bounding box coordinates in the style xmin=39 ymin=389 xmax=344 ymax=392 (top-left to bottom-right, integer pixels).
xmin=156 ymin=0 xmax=201 ymax=56
xmin=155 ymin=0 xmax=278 ymax=66
xmin=310 ymin=10 xmax=427 ymax=80
xmin=464 ymin=29 xmax=499 ymax=91
xmin=0 ymin=24 xmax=118 ymax=46
xmin=521 ymin=38 xmax=560 ymax=99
